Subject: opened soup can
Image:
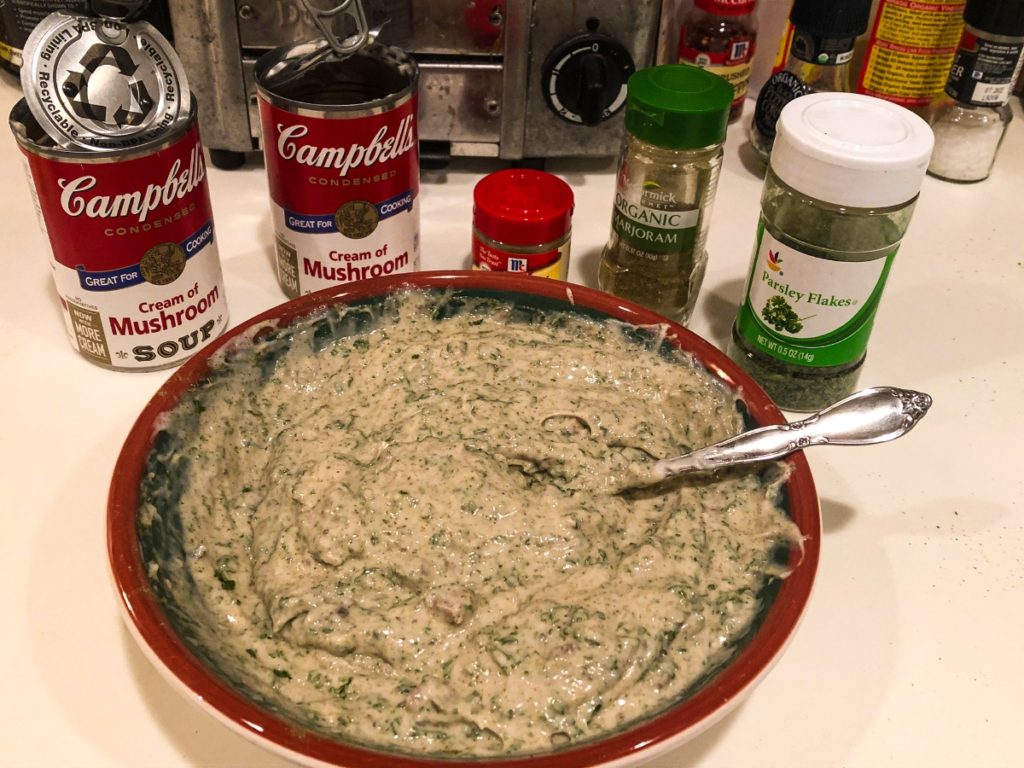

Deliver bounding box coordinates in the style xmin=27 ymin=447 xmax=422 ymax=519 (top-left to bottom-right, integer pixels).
xmin=9 ymin=100 xmax=228 ymax=370
xmin=255 ymin=42 xmax=420 ymax=298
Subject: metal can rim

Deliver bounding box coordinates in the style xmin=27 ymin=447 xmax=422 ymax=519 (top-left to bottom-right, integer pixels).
xmin=255 ymin=40 xmax=418 ymax=119
xmin=9 ymin=98 xmax=200 ymax=162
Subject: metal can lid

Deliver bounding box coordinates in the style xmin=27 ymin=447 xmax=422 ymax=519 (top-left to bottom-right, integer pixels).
xmin=20 ymin=12 xmax=191 ymax=151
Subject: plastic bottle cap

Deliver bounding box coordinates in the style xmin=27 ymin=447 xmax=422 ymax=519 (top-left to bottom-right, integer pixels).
xmin=473 ymin=169 xmax=574 ymax=245
xmin=624 ymin=64 xmax=733 ymax=150
xmin=964 ymin=0 xmax=1024 ymax=37
xmin=789 ymin=0 xmax=873 ymax=39
xmin=694 ymin=0 xmax=756 ymax=15
xmin=770 ymin=93 xmax=934 ymax=209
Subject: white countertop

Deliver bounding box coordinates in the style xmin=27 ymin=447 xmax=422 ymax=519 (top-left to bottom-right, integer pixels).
xmin=2 ymin=68 xmax=1022 ymax=767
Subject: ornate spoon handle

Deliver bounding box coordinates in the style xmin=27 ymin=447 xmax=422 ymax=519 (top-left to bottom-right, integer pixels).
xmin=652 ymin=387 xmax=933 ymax=481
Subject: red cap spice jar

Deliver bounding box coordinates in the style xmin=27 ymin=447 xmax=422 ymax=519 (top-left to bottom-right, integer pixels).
xmin=472 ymin=169 xmax=574 ymax=280
xmin=678 ymin=0 xmax=758 ymax=123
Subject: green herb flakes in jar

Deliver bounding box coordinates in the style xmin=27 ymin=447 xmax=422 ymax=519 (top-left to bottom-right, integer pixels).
xmin=599 ymin=64 xmax=733 ymax=325
xmin=728 ymin=93 xmax=934 ymax=412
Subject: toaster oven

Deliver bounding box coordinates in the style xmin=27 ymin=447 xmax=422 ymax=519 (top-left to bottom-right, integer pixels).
xmin=167 ymin=0 xmax=674 ymax=167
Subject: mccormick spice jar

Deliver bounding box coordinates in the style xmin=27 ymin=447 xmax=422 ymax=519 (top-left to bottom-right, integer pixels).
xmin=471 ymin=169 xmax=574 ymax=280
xmin=599 ymin=64 xmax=733 ymax=325
xmin=729 ymin=93 xmax=933 ymax=411
xmin=678 ymin=0 xmax=758 ymax=122
xmin=10 ymin=10 xmax=226 ymax=371
xmin=255 ymin=40 xmax=421 ymax=298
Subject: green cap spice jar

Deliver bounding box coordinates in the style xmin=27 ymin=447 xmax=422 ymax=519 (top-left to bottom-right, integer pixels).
xmin=599 ymin=64 xmax=733 ymax=324
xmin=729 ymin=92 xmax=934 ymax=411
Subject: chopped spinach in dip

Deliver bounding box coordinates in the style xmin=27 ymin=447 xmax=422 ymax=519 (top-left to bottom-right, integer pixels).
xmin=142 ymin=290 xmax=801 ymax=757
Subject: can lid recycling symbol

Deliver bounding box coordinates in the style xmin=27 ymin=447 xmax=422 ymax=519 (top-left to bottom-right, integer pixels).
xmin=21 ymin=12 xmax=191 ymax=151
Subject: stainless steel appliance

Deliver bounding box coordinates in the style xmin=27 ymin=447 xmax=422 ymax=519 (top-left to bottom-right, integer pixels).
xmin=168 ymin=0 xmax=674 ymax=166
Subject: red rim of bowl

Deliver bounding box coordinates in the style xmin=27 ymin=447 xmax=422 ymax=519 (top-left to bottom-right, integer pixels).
xmin=108 ymin=271 xmax=820 ymax=768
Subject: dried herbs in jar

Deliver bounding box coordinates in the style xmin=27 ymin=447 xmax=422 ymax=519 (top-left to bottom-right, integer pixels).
xmin=729 ymin=93 xmax=934 ymax=411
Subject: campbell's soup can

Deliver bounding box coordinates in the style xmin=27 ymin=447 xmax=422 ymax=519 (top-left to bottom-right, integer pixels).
xmin=9 ymin=100 xmax=228 ymax=370
xmin=255 ymin=42 xmax=420 ymax=299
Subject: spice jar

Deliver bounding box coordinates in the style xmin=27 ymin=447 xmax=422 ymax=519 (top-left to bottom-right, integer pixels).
xmin=472 ymin=169 xmax=574 ymax=280
xmin=729 ymin=93 xmax=934 ymax=411
xmin=678 ymin=0 xmax=759 ymax=122
xmin=749 ymin=0 xmax=872 ymax=162
xmin=598 ymin=64 xmax=733 ymax=324
xmin=927 ymin=0 xmax=1024 ymax=182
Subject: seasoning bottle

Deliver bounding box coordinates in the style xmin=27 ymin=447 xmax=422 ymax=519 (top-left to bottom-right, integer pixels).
xmin=856 ymin=0 xmax=968 ymax=113
xmin=749 ymin=0 xmax=872 ymax=162
xmin=927 ymin=0 xmax=1024 ymax=183
xmin=677 ymin=0 xmax=759 ymax=122
xmin=729 ymin=93 xmax=934 ymax=412
xmin=471 ymin=169 xmax=574 ymax=279
xmin=598 ymin=64 xmax=733 ymax=324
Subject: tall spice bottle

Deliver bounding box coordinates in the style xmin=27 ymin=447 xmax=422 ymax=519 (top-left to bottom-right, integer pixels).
xmin=748 ymin=0 xmax=872 ymax=162
xmin=678 ymin=0 xmax=759 ymax=122
xmin=598 ymin=64 xmax=733 ymax=325
xmin=729 ymin=93 xmax=934 ymax=411
xmin=927 ymin=0 xmax=1024 ymax=182
xmin=857 ymin=0 xmax=968 ymax=112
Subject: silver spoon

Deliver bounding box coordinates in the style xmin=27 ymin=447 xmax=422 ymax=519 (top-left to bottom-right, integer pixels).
xmin=633 ymin=386 xmax=933 ymax=488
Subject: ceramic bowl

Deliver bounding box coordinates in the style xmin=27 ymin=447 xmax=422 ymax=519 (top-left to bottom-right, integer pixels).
xmin=108 ymin=271 xmax=820 ymax=768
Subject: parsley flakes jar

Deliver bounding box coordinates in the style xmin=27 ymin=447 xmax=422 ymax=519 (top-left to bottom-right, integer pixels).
xmin=729 ymin=93 xmax=933 ymax=411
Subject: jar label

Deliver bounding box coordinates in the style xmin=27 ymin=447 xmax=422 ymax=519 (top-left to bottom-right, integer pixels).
xmin=471 ymin=237 xmax=568 ymax=280
xmin=734 ymin=224 xmax=896 ymax=368
xmin=789 ymin=31 xmax=855 ymax=66
xmin=752 ymin=70 xmax=808 ymax=142
xmin=857 ymin=0 xmax=966 ymax=108
xmin=678 ymin=42 xmax=755 ymax=110
xmin=679 ymin=37 xmax=755 ymax=68
xmin=611 ymin=191 xmax=700 ymax=255
xmin=945 ymin=31 xmax=1024 ymax=106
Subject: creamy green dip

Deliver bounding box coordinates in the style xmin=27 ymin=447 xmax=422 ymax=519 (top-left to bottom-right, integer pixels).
xmin=143 ymin=290 xmax=801 ymax=757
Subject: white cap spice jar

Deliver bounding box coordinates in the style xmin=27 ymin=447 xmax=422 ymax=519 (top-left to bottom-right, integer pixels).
xmin=728 ymin=92 xmax=934 ymax=411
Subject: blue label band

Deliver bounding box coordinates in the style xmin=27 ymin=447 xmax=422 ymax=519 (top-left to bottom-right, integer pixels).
xmin=75 ymin=221 xmax=214 ymax=291
xmin=284 ymin=189 xmax=416 ymax=234
xmin=377 ymin=189 xmax=415 ymax=220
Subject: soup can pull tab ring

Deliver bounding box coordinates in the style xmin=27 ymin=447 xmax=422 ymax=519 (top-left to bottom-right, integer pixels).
xmin=300 ymin=0 xmax=370 ymax=57
xmin=88 ymin=0 xmax=150 ymax=20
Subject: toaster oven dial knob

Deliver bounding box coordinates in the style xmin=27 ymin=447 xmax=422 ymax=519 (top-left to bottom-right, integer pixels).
xmin=542 ymin=34 xmax=635 ymax=126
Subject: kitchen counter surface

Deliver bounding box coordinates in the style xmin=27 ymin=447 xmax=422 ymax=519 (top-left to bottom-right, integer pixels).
xmin=2 ymin=68 xmax=1022 ymax=767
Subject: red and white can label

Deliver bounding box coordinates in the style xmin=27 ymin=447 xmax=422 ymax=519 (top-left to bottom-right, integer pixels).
xmin=20 ymin=121 xmax=227 ymax=369
xmin=259 ymin=96 xmax=421 ymax=298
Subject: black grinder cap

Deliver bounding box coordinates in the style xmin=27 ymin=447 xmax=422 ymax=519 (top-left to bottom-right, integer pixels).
xmin=789 ymin=0 xmax=873 ymax=39
xmin=964 ymin=0 xmax=1024 ymax=36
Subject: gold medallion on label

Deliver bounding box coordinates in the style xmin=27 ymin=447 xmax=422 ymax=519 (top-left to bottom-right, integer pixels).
xmin=140 ymin=242 xmax=187 ymax=285
xmin=336 ymin=200 xmax=379 ymax=239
